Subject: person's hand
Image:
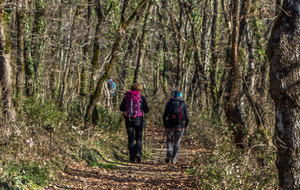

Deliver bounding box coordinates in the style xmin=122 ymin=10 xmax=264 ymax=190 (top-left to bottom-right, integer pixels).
xmin=185 ymin=125 xmax=189 ymax=129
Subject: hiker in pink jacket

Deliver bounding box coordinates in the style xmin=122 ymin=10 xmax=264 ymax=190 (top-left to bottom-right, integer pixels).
xmin=120 ymin=83 xmax=149 ymax=163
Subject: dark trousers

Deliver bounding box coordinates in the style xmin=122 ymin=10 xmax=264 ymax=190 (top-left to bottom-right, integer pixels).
xmin=125 ymin=117 xmax=144 ymax=161
xmin=165 ymin=128 xmax=184 ymax=164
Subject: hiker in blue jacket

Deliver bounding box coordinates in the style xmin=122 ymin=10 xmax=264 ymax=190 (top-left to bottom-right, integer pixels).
xmin=107 ymin=78 xmax=116 ymax=97
xmin=163 ymin=90 xmax=189 ymax=164
xmin=120 ymin=83 xmax=149 ymax=163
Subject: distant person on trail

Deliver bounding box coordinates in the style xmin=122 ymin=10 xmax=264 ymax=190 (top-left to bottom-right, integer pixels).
xmin=163 ymin=90 xmax=189 ymax=164
xmin=120 ymin=83 xmax=149 ymax=163
xmin=107 ymin=77 xmax=116 ymax=97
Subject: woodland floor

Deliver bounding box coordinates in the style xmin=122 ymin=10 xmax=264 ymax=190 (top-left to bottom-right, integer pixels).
xmin=47 ymin=125 xmax=207 ymax=190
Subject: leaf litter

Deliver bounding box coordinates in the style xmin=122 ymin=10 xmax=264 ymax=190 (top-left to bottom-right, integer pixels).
xmin=46 ymin=125 xmax=205 ymax=189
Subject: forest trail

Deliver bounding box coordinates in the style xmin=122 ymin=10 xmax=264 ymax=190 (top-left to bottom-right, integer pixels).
xmin=47 ymin=125 xmax=207 ymax=189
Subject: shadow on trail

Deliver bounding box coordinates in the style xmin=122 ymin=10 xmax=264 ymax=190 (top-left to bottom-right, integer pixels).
xmin=64 ymin=169 xmax=192 ymax=189
xmin=65 ymin=165 xmax=192 ymax=189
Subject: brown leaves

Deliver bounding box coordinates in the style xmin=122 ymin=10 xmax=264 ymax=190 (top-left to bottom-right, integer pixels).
xmin=48 ymin=125 xmax=204 ymax=189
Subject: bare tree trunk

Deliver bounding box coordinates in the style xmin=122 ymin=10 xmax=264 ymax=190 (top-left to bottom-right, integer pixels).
xmin=161 ymin=0 xmax=184 ymax=88
xmin=201 ymin=0 xmax=213 ymax=113
xmin=89 ymin=0 xmax=113 ymax=95
xmin=80 ymin=0 xmax=93 ymax=97
xmin=59 ymin=2 xmax=76 ymax=108
xmin=91 ymin=0 xmax=105 ymax=71
xmin=16 ymin=0 xmax=27 ymax=106
xmin=86 ymin=0 xmax=149 ymax=120
xmin=32 ymin=0 xmax=46 ymax=96
xmin=245 ymin=0 xmax=255 ymax=94
xmin=225 ymin=0 xmax=245 ymax=149
xmin=184 ymin=2 xmax=205 ymax=108
xmin=180 ymin=42 xmax=187 ymax=91
xmin=210 ymin=0 xmax=221 ymax=114
xmin=176 ymin=0 xmax=184 ymax=88
xmin=221 ymin=0 xmax=233 ymax=64
xmin=47 ymin=1 xmax=61 ymax=100
xmin=162 ymin=35 xmax=169 ymax=96
xmin=156 ymin=2 xmax=169 ymax=96
xmin=24 ymin=0 xmax=33 ymax=97
xmin=60 ymin=1 xmax=90 ymax=108
xmin=134 ymin=1 xmax=153 ymax=83
xmin=268 ymin=0 xmax=300 ymax=188
xmin=0 ymin=7 xmax=16 ymax=122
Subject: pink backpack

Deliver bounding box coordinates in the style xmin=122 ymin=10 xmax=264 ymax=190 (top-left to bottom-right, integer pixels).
xmin=124 ymin=91 xmax=143 ymax=118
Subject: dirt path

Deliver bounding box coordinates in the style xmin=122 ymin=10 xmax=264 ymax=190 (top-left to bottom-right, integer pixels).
xmin=48 ymin=125 xmax=205 ymax=189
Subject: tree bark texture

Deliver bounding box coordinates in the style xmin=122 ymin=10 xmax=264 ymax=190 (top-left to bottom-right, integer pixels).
xmin=0 ymin=7 xmax=16 ymax=122
xmin=91 ymin=0 xmax=105 ymax=70
xmin=16 ymin=0 xmax=26 ymax=105
xmin=225 ymin=0 xmax=245 ymax=149
xmin=268 ymin=0 xmax=300 ymax=188
xmin=210 ymin=0 xmax=221 ymax=113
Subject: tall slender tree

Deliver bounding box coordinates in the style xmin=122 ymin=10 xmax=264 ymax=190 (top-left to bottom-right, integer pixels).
xmin=133 ymin=1 xmax=153 ymax=83
xmin=0 ymin=5 xmax=16 ymax=122
xmin=210 ymin=0 xmax=221 ymax=114
xmin=201 ymin=0 xmax=213 ymax=112
xmin=59 ymin=1 xmax=77 ymax=108
xmin=80 ymin=0 xmax=93 ymax=97
xmin=16 ymin=0 xmax=27 ymax=106
xmin=31 ymin=0 xmax=46 ymax=96
xmin=225 ymin=0 xmax=245 ymax=148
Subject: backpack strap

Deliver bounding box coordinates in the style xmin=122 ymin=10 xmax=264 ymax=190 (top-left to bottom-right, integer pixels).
xmin=180 ymin=101 xmax=182 ymax=120
xmin=140 ymin=96 xmax=143 ymax=111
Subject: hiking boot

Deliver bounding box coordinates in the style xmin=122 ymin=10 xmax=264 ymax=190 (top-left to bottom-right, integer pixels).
xmin=136 ymin=154 xmax=141 ymax=163
xmin=165 ymin=154 xmax=172 ymax=164
xmin=165 ymin=157 xmax=171 ymax=163
xmin=130 ymin=155 xmax=135 ymax=163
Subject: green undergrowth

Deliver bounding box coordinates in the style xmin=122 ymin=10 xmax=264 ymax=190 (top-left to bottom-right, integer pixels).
xmin=0 ymin=95 xmax=279 ymax=189
xmin=187 ymin=116 xmax=278 ymax=189
xmin=0 ymin=160 xmax=51 ymax=190
xmin=0 ymin=98 xmax=140 ymax=189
